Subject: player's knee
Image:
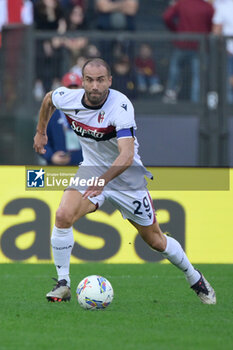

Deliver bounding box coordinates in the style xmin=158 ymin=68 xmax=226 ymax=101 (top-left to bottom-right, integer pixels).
xmin=149 ymin=234 xmax=166 ymax=252
xmin=56 ymin=207 xmax=74 ymax=228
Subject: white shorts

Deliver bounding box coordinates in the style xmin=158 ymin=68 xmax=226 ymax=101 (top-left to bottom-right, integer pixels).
xmin=88 ymin=190 xmax=156 ymax=227
xmin=68 ymin=167 xmax=155 ymax=226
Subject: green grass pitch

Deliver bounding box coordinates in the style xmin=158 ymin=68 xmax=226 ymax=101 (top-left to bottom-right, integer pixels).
xmin=0 ymin=263 xmax=232 ymax=350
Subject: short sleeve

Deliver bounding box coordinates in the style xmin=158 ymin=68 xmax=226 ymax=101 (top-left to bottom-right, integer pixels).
xmin=111 ymin=99 xmax=136 ymax=132
xmin=51 ymin=87 xmax=70 ymax=109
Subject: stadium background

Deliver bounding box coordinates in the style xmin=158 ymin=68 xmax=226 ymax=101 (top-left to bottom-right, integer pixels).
xmin=0 ymin=0 xmax=233 ymax=264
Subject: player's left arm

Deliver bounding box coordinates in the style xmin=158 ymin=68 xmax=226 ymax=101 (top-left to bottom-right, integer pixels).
xmin=83 ymin=137 xmax=134 ymax=199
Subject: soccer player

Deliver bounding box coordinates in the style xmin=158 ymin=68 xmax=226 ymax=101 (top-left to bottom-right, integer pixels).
xmin=33 ymin=58 xmax=216 ymax=304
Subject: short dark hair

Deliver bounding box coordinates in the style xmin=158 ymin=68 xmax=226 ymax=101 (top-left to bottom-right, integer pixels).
xmin=82 ymin=58 xmax=111 ymax=77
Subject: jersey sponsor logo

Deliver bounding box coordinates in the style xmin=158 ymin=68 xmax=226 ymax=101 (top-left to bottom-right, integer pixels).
xmin=71 ymin=121 xmax=104 ymax=138
xmin=98 ymin=111 xmax=105 ymax=123
xmin=65 ymin=115 xmax=116 ymax=141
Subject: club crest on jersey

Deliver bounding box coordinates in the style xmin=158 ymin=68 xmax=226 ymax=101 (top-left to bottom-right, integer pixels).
xmin=98 ymin=111 xmax=105 ymax=123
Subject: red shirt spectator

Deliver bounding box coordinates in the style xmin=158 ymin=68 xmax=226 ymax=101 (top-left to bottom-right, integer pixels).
xmin=135 ymin=57 xmax=156 ymax=76
xmin=135 ymin=43 xmax=157 ymax=78
xmin=163 ymin=0 xmax=214 ymax=49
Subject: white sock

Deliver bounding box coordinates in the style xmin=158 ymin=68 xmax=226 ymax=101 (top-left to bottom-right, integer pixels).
xmin=162 ymin=236 xmax=200 ymax=286
xmin=51 ymin=225 xmax=74 ymax=287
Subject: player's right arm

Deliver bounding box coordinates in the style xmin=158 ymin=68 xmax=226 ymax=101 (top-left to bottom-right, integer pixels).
xmin=33 ymin=91 xmax=55 ymax=154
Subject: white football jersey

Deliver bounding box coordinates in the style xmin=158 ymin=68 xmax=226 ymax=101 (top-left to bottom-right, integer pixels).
xmin=52 ymin=87 xmax=152 ymax=190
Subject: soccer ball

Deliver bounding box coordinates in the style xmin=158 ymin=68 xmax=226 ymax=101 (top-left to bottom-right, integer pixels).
xmin=76 ymin=275 xmax=114 ymax=310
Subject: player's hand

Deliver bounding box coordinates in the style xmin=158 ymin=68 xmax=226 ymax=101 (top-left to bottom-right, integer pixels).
xmin=82 ymin=183 xmax=105 ymax=199
xmin=33 ymin=132 xmax=48 ymax=154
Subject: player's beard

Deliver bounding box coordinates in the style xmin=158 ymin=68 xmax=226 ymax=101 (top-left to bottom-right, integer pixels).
xmin=85 ymin=89 xmax=108 ymax=106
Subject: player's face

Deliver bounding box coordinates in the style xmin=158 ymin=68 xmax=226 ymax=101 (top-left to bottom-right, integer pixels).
xmin=82 ymin=65 xmax=112 ymax=106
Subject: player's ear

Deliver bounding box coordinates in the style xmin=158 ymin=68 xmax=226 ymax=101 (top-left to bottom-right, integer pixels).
xmin=109 ymin=75 xmax=112 ymax=87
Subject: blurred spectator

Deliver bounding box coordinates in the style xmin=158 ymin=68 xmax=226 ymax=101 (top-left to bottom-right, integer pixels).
xmin=95 ymin=0 xmax=139 ymax=31
xmin=47 ymin=5 xmax=89 ymax=75
xmin=41 ymin=72 xmax=83 ymax=165
xmin=33 ymin=0 xmax=66 ymax=33
xmin=33 ymin=0 xmax=67 ymax=95
xmin=212 ymin=0 xmax=233 ymax=104
xmin=111 ymin=54 xmax=136 ymax=99
xmin=66 ymin=4 xmax=87 ymax=30
xmin=33 ymin=1 xmax=88 ymax=95
xmin=135 ymin=43 xmax=163 ymax=94
xmin=33 ymin=36 xmax=65 ymax=98
xmin=54 ymin=35 xmax=88 ymax=54
xmin=95 ymin=0 xmax=139 ymax=62
xmin=162 ymin=0 xmax=214 ymax=103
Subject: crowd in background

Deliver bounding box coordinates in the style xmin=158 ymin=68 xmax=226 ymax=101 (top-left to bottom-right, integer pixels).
xmin=1 ymin=0 xmax=233 ymax=105
xmin=0 ymin=0 xmax=233 ymax=166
